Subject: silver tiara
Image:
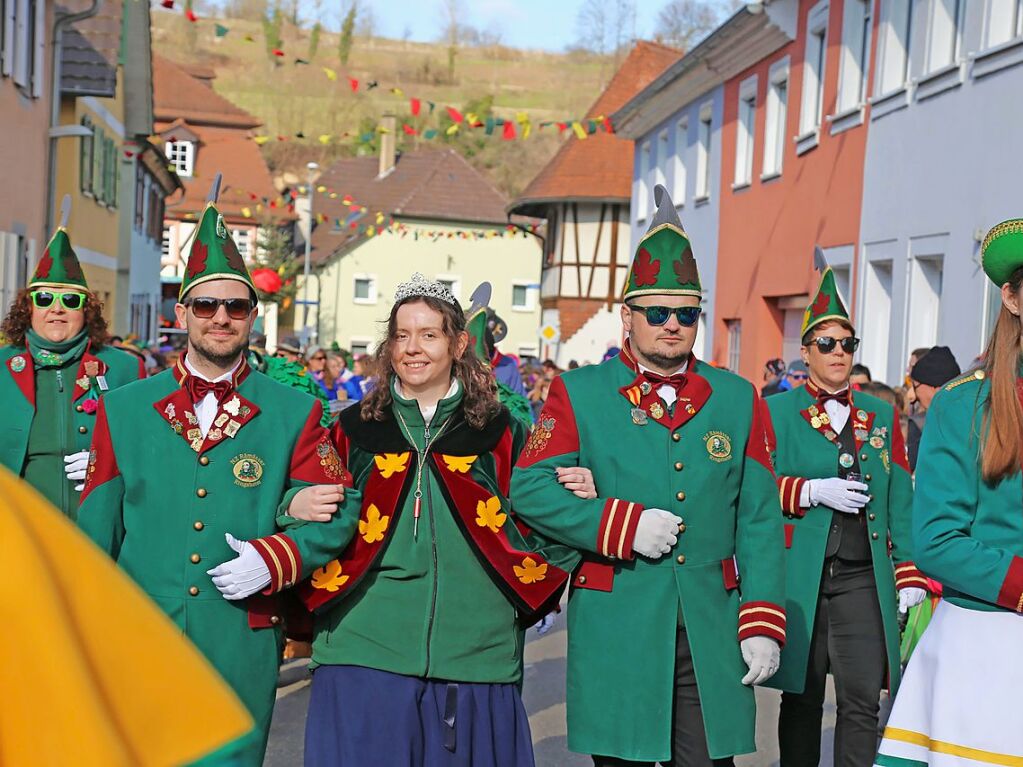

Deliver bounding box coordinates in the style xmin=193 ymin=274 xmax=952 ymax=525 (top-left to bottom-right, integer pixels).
xmin=393 ymin=272 xmax=457 ymax=306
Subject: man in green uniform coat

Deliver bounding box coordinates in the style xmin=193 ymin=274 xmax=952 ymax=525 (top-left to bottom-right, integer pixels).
xmin=512 ymin=185 xmax=787 ymax=766
xmin=78 ymin=179 xmax=359 ymax=767
xmin=764 ymin=250 xmax=929 ymax=767
xmin=0 ymin=196 xmax=142 ymax=517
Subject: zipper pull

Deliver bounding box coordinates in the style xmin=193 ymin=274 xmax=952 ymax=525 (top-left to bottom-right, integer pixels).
xmin=56 ymin=370 xmax=64 ymax=392
xmin=423 ymin=425 xmax=431 ymax=443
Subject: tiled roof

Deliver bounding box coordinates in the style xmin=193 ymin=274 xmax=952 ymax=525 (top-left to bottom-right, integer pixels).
xmin=309 ymin=149 xmax=511 ymax=265
xmin=60 ymin=0 xmax=122 ymax=97
xmin=152 ymin=54 xmax=260 ymax=129
xmin=510 ymin=41 xmax=680 ymax=215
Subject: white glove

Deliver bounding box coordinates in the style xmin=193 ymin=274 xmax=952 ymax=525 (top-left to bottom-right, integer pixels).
xmin=207 ymin=533 xmax=271 ymax=600
xmin=64 ymin=450 xmax=89 ymax=491
xmin=808 ymin=477 xmax=869 ymax=514
xmin=740 ymin=636 xmax=781 ymax=686
xmin=632 ymin=508 xmax=682 ymax=559
xmin=898 ymin=587 xmax=927 ymax=614
xmin=534 ymin=612 xmax=557 ymax=635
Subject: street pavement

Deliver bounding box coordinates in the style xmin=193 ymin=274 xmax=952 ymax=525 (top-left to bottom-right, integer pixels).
xmin=265 ymin=617 xmax=846 ymax=766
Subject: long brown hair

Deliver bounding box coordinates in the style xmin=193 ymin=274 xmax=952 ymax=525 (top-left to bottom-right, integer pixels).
xmin=1 ymin=288 xmax=109 ymax=347
xmin=980 ymin=267 xmax=1023 ymax=483
xmin=360 ymin=296 xmax=501 ymax=429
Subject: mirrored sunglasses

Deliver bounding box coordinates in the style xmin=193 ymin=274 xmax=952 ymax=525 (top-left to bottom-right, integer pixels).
xmin=184 ymin=296 xmax=254 ymax=320
xmin=806 ymin=336 xmax=860 ymax=355
xmin=31 ymin=290 xmax=85 ymax=311
xmin=626 ymin=304 xmax=702 ymax=327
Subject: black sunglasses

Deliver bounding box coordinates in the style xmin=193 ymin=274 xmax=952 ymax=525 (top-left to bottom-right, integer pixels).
xmin=184 ymin=296 xmax=254 ymax=320
xmin=31 ymin=290 xmax=85 ymax=311
xmin=806 ymin=336 xmax=860 ymax=355
xmin=626 ymin=304 xmax=702 ymax=327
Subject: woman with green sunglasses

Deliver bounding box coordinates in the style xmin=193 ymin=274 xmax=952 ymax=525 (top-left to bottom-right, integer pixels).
xmin=0 ymin=209 xmax=144 ymax=518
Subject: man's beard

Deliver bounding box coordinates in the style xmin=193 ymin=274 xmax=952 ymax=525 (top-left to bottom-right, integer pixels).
xmin=635 ymin=340 xmax=690 ymax=371
xmin=189 ymin=328 xmax=247 ymax=368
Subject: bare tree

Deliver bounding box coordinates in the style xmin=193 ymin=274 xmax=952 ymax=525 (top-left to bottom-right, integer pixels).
xmin=655 ymin=0 xmax=722 ymax=51
xmin=338 ymin=1 xmax=357 ymax=64
xmin=440 ymin=0 xmax=464 ymax=82
xmin=575 ymin=0 xmax=635 ymax=82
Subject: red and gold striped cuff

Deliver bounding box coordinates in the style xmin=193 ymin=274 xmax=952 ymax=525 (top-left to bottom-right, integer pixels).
xmin=251 ymin=534 xmax=303 ymax=594
xmin=996 ymin=556 xmax=1023 ymax=613
xmin=738 ymin=601 xmax=786 ymax=646
xmin=893 ymin=561 xmax=929 ymax=591
xmin=597 ymin=498 xmax=644 ymax=561
xmin=777 ymin=476 xmax=807 ymax=518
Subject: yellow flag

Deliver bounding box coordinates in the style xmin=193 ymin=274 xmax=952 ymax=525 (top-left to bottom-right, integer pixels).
xmin=572 ymin=121 xmax=587 ymax=140
xmin=466 ymin=112 xmax=478 ymax=125
xmin=390 ymin=87 xmax=404 ymax=97
xmin=375 ymin=212 xmax=384 ymax=225
xmin=241 ymin=206 xmax=251 ymax=218
xmin=252 ymin=135 xmax=270 ymax=145
xmin=317 ymin=185 xmax=327 ymax=193
xmin=318 ymin=134 xmax=331 ymax=145
xmin=367 ymin=225 xmax=376 ymax=237
xmin=446 ymin=123 xmax=460 ymax=136
xmin=322 ymin=67 xmax=337 ymax=81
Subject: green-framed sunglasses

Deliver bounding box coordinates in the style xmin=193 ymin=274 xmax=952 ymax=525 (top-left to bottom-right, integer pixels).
xmin=31 ymin=290 xmax=86 ymax=311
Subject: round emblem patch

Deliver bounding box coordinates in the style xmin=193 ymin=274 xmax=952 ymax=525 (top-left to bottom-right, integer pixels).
xmin=869 ymin=436 xmax=884 ymax=449
xmin=231 ymin=453 xmax=264 ymax=487
xmin=704 ymin=431 xmax=732 ymax=463
xmin=10 ymin=355 xmax=25 ymax=372
xmin=839 ymin=453 xmax=855 ymax=469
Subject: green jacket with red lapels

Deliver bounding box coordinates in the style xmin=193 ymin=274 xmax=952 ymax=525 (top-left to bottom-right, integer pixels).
xmin=510 ymin=344 xmax=787 ymax=763
xmin=77 ymin=355 xmax=360 ymax=767
xmin=763 ymin=383 xmax=924 ymax=697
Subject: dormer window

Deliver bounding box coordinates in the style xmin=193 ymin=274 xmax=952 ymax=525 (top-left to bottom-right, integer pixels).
xmin=165 ymin=140 xmax=195 ymax=177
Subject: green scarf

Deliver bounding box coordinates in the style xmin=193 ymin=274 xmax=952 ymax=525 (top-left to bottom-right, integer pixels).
xmin=26 ymin=329 xmax=88 ymax=369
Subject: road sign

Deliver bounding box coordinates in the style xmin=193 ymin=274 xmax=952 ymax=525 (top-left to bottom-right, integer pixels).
xmin=538 ymin=324 xmax=560 ymax=344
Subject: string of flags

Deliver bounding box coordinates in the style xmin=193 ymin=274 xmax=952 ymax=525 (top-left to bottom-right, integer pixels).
xmin=153 ymin=2 xmax=614 ymax=144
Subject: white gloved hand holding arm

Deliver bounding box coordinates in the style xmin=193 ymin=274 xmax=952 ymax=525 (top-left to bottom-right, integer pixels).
xmin=64 ymin=450 xmax=90 ymax=491
xmin=898 ymin=587 xmax=927 ymax=614
xmin=632 ymin=508 xmax=682 ymax=559
xmin=207 ymin=533 xmax=271 ymax=600
xmin=808 ymin=478 xmax=869 ymax=514
xmin=740 ymin=636 xmax=781 ymax=686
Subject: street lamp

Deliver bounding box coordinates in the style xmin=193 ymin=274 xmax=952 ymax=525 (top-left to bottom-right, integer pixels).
xmin=302 ymin=161 xmax=319 ymax=340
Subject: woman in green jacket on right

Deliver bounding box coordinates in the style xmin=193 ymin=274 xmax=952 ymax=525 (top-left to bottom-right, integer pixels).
xmin=875 ymin=221 xmax=1023 ymax=766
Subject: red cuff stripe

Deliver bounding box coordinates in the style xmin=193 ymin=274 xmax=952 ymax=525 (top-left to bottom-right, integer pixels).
xmin=996 ymin=556 xmax=1023 ymax=612
xmin=738 ymin=601 xmax=786 ymax=645
xmin=252 ymin=534 xmax=302 ymax=593
xmin=598 ymin=499 xmax=644 ymax=560
xmin=777 ymin=476 xmax=807 ymax=518
xmin=619 ymin=502 xmax=643 ymax=560
xmin=894 ymin=562 xmax=929 ymax=591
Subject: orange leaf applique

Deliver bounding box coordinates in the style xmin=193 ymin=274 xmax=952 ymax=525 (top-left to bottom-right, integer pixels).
xmin=311 ymin=559 xmax=350 ymax=592
xmin=475 ymin=495 xmax=507 ymax=533
xmin=513 ymin=556 xmax=548 ymax=584
xmin=374 ymin=452 xmax=410 ymax=478
xmin=359 ymin=504 xmax=390 ymax=543
xmin=442 ymin=454 xmax=477 ymax=473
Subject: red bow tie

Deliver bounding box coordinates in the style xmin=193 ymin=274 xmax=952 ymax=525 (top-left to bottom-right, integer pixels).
xmin=817 ymin=390 xmax=850 ymax=407
xmin=186 ymin=376 xmax=233 ymax=404
xmin=642 ymin=371 xmax=687 ymax=395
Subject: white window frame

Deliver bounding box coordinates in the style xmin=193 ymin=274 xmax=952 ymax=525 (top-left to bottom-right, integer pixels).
xmin=874 ymin=0 xmax=915 ymax=97
xmin=672 ymin=117 xmax=688 ymax=205
xmin=9 ymin=0 xmax=40 ymax=93
xmin=762 ymin=57 xmax=789 ymax=179
xmin=733 ymin=75 xmax=758 ymax=189
xmin=984 ymin=0 xmax=1023 ymax=47
xmin=1 ymin=1 xmax=14 ymax=78
xmin=924 ymin=0 xmax=964 ymax=74
xmin=349 ymin=337 xmax=373 ymax=357
xmin=798 ymin=1 xmax=830 ymax=139
xmin=637 ymin=141 xmax=652 ymax=220
xmin=695 ymin=102 xmax=713 ymax=201
xmin=836 ymin=0 xmax=872 ymax=115
xmin=352 ymin=274 xmax=377 ymax=305
xmin=655 ymin=129 xmax=669 ymax=190
xmin=511 ymin=280 xmax=535 ymax=311
xmin=165 ymin=140 xmax=195 ymax=178
xmin=231 ymin=228 xmax=251 ymax=260
xmin=726 ymin=319 xmax=741 ymax=373
xmin=435 ymin=273 xmax=461 ymax=302
xmin=518 ymin=344 xmax=538 ymax=358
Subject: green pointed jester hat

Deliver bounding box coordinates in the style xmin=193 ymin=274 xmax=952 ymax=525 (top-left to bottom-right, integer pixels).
xmin=30 ymin=195 xmax=89 ymax=292
xmin=801 ymin=246 xmax=852 ymax=337
xmin=981 ymin=219 xmax=1023 ymax=286
xmin=179 ymin=174 xmax=256 ymax=300
xmin=623 ymin=184 xmax=701 ymax=301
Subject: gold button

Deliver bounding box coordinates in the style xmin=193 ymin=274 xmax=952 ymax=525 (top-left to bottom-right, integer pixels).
xmin=197 ymin=488 xmax=207 ymax=498
xmin=861 ymin=454 xmax=868 ymax=461
xmin=868 ymin=513 xmax=876 ymax=521
xmin=270 ymin=615 xmax=281 ymax=625
xmin=76 ymin=405 xmax=84 ymax=412
xmin=193 ymin=521 xmax=204 ymax=531
xmin=78 ymin=425 xmax=88 ymax=434
xmin=674 ymin=462 xmax=683 ymax=471
xmin=678 ymin=523 xmax=686 ymax=534
xmin=672 ymin=432 xmax=681 ymax=442
xmin=577 ymin=575 xmax=587 ymax=585
xmin=865 ymin=474 xmax=872 ymax=481
xmin=199 ymin=455 xmax=209 ymax=466
xmin=676 ymin=554 xmax=686 ymax=565
xmin=188 ymin=586 xmax=199 ymax=596
xmin=676 ymin=491 xmax=686 ymax=502
xmin=872 ymin=532 xmax=879 ymax=540
xmin=190 ymin=553 xmax=201 ymax=563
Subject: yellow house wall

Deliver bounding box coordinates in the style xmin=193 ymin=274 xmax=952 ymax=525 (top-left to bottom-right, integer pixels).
xmin=307 ymin=220 xmax=543 ymax=357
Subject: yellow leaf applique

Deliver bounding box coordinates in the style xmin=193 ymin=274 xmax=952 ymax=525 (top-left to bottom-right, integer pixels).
xmin=475 ymin=495 xmax=507 ymax=533
xmin=359 ymin=504 xmax=390 ymax=543
xmin=374 ymin=452 xmax=410 ymax=479
xmin=513 ymin=556 xmax=548 ymax=585
xmin=311 ymin=559 xmax=350 ymax=592
xmin=442 ymin=454 xmax=477 ymax=473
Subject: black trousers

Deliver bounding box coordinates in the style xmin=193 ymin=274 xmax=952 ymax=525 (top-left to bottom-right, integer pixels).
xmin=778 ymin=557 xmax=887 ymax=767
xmin=592 ymin=627 xmax=734 ymax=767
